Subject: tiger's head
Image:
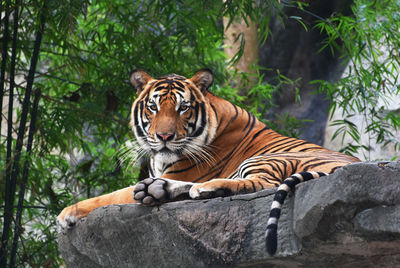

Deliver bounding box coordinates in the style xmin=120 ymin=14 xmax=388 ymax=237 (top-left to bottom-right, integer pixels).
xmin=129 ymin=70 xmax=217 ymax=169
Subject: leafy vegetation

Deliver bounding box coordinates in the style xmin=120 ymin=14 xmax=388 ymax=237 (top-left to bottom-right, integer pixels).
xmin=0 ymin=0 xmax=399 ymax=266
xmin=311 ymin=0 xmax=400 ymax=158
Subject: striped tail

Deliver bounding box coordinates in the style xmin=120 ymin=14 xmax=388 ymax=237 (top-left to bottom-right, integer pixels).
xmin=265 ymin=171 xmax=329 ymax=255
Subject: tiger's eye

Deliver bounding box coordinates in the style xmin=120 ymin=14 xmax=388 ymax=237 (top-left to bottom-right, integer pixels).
xmin=147 ymin=103 xmax=157 ymax=112
xmin=179 ymin=102 xmax=190 ymax=112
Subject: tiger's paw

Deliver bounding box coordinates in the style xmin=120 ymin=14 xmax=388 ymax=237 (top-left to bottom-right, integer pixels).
xmin=133 ymin=178 xmax=169 ymax=205
xmin=57 ymin=205 xmax=85 ymax=229
xmin=189 ymin=179 xmax=235 ymax=199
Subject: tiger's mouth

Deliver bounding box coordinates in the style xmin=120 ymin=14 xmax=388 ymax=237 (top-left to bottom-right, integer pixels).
xmin=151 ymin=142 xmax=185 ymax=156
xmin=159 ymin=147 xmax=173 ymax=154
xmin=148 ymin=137 xmax=215 ymax=166
xmin=147 ymin=136 xmax=186 ymax=154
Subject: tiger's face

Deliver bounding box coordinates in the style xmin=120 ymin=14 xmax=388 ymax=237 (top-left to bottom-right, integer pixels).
xmin=129 ymin=70 xmax=217 ymax=169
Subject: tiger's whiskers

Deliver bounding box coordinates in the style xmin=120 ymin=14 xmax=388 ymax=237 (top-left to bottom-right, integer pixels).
xmin=118 ymin=140 xmax=148 ymax=170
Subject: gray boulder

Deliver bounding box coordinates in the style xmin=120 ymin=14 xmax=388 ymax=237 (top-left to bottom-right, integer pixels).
xmin=58 ymin=162 xmax=400 ymax=267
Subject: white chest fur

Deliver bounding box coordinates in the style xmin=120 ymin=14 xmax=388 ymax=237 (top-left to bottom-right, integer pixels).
xmin=152 ymin=152 xmax=180 ymax=177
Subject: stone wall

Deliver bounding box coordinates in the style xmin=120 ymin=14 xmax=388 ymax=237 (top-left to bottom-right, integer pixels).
xmin=58 ymin=161 xmax=400 ymax=267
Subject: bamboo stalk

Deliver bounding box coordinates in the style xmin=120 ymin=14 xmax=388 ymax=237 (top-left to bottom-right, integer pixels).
xmin=0 ymin=1 xmax=46 ymax=266
xmin=0 ymin=1 xmax=20 ymax=265
xmin=9 ymin=89 xmax=41 ymax=268
xmin=0 ymin=1 xmax=10 ymax=134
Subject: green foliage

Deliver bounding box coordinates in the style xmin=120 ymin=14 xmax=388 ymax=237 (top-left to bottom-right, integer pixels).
xmin=311 ymin=0 xmax=400 ymax=158
xmin=0 ymin=0 xmax=283 ymax=266
xmin=267 ymin=114 xmax=313 ymax=139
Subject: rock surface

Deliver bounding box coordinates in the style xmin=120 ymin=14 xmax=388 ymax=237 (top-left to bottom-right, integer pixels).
xmin=58 ymin=162 xmax=400 ymax=267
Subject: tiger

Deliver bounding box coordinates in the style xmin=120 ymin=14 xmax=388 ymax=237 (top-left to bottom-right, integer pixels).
xmin=57 ymin=69 xmax=360 ymax=256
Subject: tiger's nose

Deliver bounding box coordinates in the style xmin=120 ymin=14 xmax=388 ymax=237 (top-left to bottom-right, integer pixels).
xmin=156 ymin=133 xmax=175 ymax=141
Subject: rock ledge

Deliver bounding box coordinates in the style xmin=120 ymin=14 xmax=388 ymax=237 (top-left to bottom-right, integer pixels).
xmin=58 ymin=162 xmax=400 ymax=267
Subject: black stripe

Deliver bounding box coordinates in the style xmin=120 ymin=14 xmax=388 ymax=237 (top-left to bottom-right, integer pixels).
xmin=248 ymin=132 xmax=277 ymax=156
xmin=303 ymin=160 xmax=336 ymax=169
xmin=229 ymin=103 xmax=239 ymax=124
xmin=240 ymin=168 xmax=279 ymax=180
xmin=174 ymin=80 xmax=185 ymax=88
xmin=266 ymin=225 xmax=278 ymax=255
xmin=243 ymin=110 xmax=253 ymax=131
xmin=330 ymin=166 xmax=341 ymax=173
xmin=190 ymin=104 xmax=206 ymax=137
xmin=154 ymin=85 xmax=169 ymax=92
xmin=210 ymin=103 xmax=218 ymax=122
xmin=219 ymin=102 xmax=239 ymax=135
xmin=149 ymin=159 xmax=155 ymax=177
xmin=273 ymin=189 xmax=287 ymax=203
xmin=251 ymin=136 xmax=293 ymax=155
xmin=265 ymin=162 xmax=282 ymax=178
xmin=283 ymin=178 xmax=297 ymax=189
xmin=269 ymin=160 xmax=287 ymax=179
xmin=300 ymin=172 xmax=315 ymax=181
xmin=269 ymin=208 xmax=281 ymax=219
xmin=211 ymin=102 xmax=238 ymax=139
xmin=135 ymin=125 xmax=145 ymax=138
xmin=269 ymin=139 xmax=307 ymax=153
xmin=291 ymin=175 xmax=301 ymax=185
xmin=259 ymin=175 xmax=281 ymax=185
xmin=189 ymin=103 xmax=200 ymax=131
xmin=288 ymin=160 xmax=296 ymax=175
xmin=265 ymin=137 xmax=294 ymax=149
xmin=282 ymin=140 xmax=311 ymax=152
xmin=249 ymin=180 xmax=256 ymax=192
xmin=191 ymin=126 xmax=204 ymax=138
xmin=243 ymin=126 xmax=271 ymax=154
xmin=298 ymin=146 xmax=324 ymax=152
xmin=243 ymin=114 xmax=256 ymax=137
xmin=154 ymin=80 xmax=169 ymax=88
xmin=269 ymin=208 xmax=281 ymax=218
xmin=175 ymin=92 xmax=185 ymax=99
xmin=133 ymin=101 xmax=142 ymax=125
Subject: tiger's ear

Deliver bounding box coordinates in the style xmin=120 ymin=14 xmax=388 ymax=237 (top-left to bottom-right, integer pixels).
xmin=190 ymin=69 xmax=213 ymax=93
xmin=130 ymin=69 xmax=153 ymax=93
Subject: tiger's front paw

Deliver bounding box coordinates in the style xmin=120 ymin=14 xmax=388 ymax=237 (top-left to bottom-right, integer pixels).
xmin=189 ymin=179 xmax=235 ymax=199
xmin=133 ymin=178 xmax=168 ymax=205
xmin=57 ymin=205 xmax=85 ymax=229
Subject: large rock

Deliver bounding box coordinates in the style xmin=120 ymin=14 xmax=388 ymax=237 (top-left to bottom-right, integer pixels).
xmin=58 ymin=162 xmax=400 ymax=267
